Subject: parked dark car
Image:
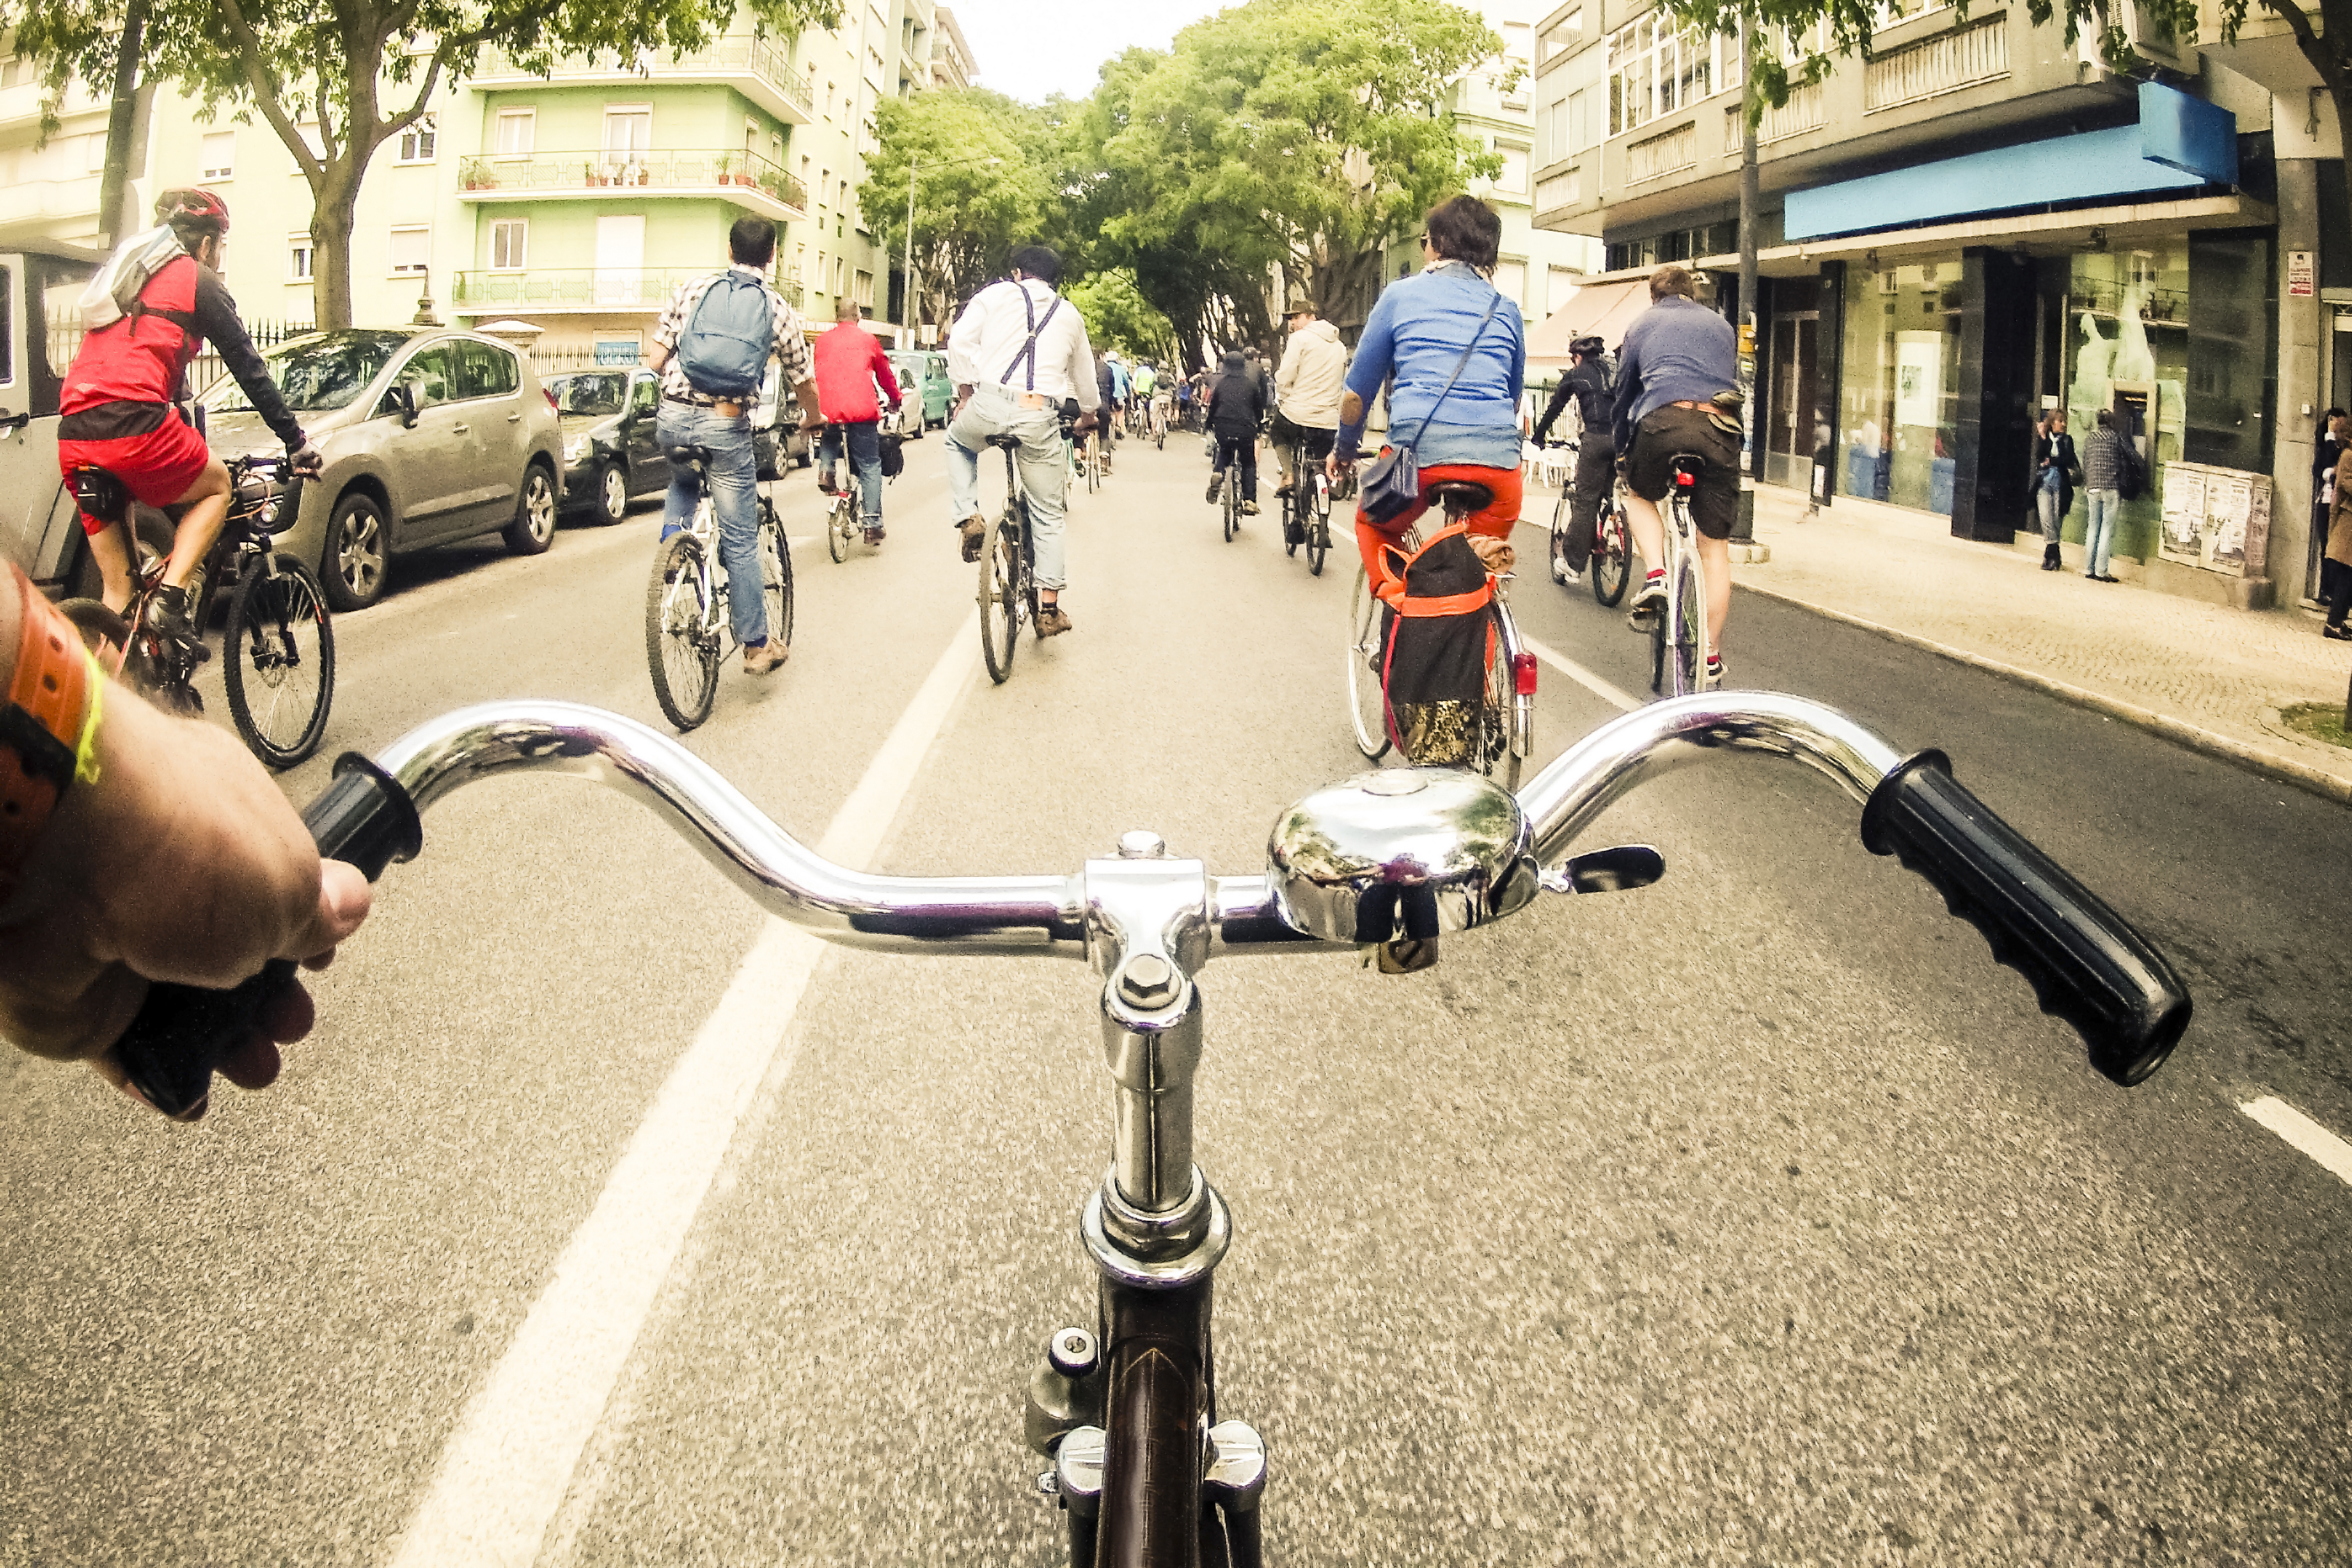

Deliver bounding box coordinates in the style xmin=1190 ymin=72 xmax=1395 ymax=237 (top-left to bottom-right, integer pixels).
xmin=0 ymin=241 xmax=110 ymax=598
xmin=550 ymin=369 xmax=669 ymax=525
xmin=755 ymin=365 xmax=814 ymax=479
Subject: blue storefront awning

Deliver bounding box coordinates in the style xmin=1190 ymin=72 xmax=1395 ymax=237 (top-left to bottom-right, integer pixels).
xmin=1783 ymin=83 xmax=2238 ymax=242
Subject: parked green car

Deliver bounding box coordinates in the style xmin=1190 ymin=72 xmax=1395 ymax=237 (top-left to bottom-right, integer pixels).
xmin=886 ymin=350 xmax=952 ymax=437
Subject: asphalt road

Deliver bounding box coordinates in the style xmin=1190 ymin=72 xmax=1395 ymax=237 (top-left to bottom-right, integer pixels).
xmin=3 ymin=429 xmax=2348 ymax=1567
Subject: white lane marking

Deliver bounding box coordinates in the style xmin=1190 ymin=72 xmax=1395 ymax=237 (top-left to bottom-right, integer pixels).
xmin=2240 ymin=1096 xmax=2352 ymax=1187
xmin=1519 ymin=633 xmax=1639 ymax=714
xmin=390 ymin=609 xmax=982 ymax=1568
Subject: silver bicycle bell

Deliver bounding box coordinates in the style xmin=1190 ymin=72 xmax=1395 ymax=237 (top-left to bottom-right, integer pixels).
xmin=1267 ymin=768 xmax=1540 ymax=949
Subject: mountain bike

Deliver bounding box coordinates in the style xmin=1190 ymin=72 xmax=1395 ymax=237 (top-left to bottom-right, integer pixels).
xmin=1546 ymin=439 xmax=1631 ymax=607
xmin=1346 ymin=480 xmax=1535 ymax=790
xmin=1216 ymin=442 xmax=1244 ymax=544
xmin=979 ymin=408 xmax=1081 ymax=685
xmin=1280 ymin=439 xmax=1331 ymax=577
xmin=1649 ymin=454 xmax=1711 ymax=697
xmin=643 ymin=445 xmax=793 ymax=731
xmin=57 ymin=453 xmax=334 ymax=769
xmin=115 ymin=691 xmax=2194 ymax=1565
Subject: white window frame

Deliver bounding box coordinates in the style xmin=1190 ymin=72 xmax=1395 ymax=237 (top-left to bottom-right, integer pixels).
xmin=601 ymin=104 xmax=653 ymax=158
xmin=287 ymin=234 xmax=313 ymax=282
xmin=397 ymin=114 xmax=437 ymax=164
xmin=490 ymin=218 xmax=528 ymax=272
xmin=494 ymin=108 xmax=536 ymax=159
xmin=1605 ymin=17 xmax=1741 ymax=138
xmin=199 ymin=129 xmax=236 ymax=182
xmin=1496 ymin=142 xmax=1530 ymax=195
xmin=389 ymin=226 xmax=432 ymax=277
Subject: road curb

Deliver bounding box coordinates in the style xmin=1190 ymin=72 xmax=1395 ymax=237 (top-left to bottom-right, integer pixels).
xmin=1733 ymin=579 xmax=2352 ymax=806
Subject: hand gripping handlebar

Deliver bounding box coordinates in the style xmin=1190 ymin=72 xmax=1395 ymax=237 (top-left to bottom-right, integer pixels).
xmin=107 ymin=694 xmax=2191 ymax=1118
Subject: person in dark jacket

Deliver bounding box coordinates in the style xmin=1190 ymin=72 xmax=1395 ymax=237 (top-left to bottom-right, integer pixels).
xmin=1205 ymin=349 xmax=1267 ymax=514
xmin=1092 ymin=353 xmax=1119 ymax=476
xmin=2032 ymin=410 xmax=2078 ymax=570
xmin=1530 ymin=334 xmax=1613 ymax=580
xmin=2311 ymin=408 xmax=2347 ymax=571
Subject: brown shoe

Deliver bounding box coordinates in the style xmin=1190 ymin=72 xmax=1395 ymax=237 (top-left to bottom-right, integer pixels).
xmin=1037 ymin=604 xmax=1073 ymax=637
xmin=959 ymin=514 xmax=987 ymax=562
xmin=743 ymin=639 xmax=789 ymax=675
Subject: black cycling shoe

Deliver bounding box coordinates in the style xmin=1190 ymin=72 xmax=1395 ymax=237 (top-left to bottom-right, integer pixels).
xmin=145 ymin=583 xmax=195 ymax=645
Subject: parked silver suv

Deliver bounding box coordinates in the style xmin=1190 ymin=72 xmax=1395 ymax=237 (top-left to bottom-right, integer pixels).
xmin=200 ymin=328 xmax=564 ymax=610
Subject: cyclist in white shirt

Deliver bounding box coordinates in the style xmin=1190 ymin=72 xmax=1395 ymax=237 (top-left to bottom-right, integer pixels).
xmin=944 ymin=245 xmax=1100 ymax=637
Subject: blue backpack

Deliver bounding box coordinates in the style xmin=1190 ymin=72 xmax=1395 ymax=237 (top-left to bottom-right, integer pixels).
xmin=675 ymin=272 xmax=775 ymax=400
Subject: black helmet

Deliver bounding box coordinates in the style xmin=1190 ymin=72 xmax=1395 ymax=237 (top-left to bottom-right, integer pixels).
xmin=1570 ymin=335 xmax=1605 ymax=359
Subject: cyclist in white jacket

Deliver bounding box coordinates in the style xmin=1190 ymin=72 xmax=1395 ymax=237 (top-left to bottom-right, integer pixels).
xmin=1270 ymin=299 xmax=1349 ymax=498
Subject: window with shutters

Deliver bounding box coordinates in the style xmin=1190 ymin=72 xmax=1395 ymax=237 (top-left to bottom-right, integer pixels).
xmin=390 ymin=227 xmax=431 ymax=275
xmin=200 ymin=130 xmax=235 ymax=181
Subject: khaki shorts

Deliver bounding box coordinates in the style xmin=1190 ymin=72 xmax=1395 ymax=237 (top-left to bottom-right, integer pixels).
xmin=1626 ymin=403 xmax=1741 ymax=541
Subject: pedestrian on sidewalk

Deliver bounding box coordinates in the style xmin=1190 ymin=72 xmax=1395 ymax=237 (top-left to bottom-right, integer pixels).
xmin=2080 ymin=411 xmax=2127 ymax=583
xmin=2312 ymin=408 xmax=2347 ymax=558
xmin=2032 ymin=409 xmax=2079 ymax=571
xmin=2324 ymin=442 xmax=2352 ymax=640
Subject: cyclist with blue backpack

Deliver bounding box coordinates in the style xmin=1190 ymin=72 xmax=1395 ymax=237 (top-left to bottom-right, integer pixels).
xmin=648 ymin=218 xmax=819 ymax=677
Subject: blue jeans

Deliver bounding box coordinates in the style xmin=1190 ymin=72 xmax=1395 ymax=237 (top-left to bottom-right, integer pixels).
xmin=2037 ymin=470 xmax=2064 ymax=545
xmin=2084 ymin=487 xmax=2121 ymax=577
xmin=818 ymin=420 xmax=884 ymax=524
xmin=655 ymin=402 xmax=769 ymax=649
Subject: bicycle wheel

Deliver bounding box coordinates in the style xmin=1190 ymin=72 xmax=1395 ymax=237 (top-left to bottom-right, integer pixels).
xmin=827 ymin=492 xmax=850 ymax=563
xmin=1671 ymin=536 xmax=1709 ymax=696
xmin=1480 ymin=604 xmax=1524 ymax=794
xmin=645 ymin=533 xmax=719 ymax=731
xmin=1305 ymin=478 xmax=1329 ymax=577
xmin=1549 ymin=493 xmax=1572 ymax=585
xmin=1222 ymin=466 xmax=1238 ymax=543
xmin=979 ymin=511 xmax=1020 ymax=684
xmin=224 ymin=555 xmax=334 ymax=769
xmin=1592 ymin=500 xmax=1630 ymax=607
xmin=759 ymin=502 xmax=794 ymax=651
xmin=1346 ymin=565 xmax=1391 ymax=760
xmin=1283 ymin=486 xmax=1299 ymax=557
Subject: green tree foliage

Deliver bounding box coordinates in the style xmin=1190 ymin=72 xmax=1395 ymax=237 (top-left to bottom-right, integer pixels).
xmin=860 ymin=88 xmax=1062 ymax=331
xmin=1078 ymin=0 xmax=1504 ymax=353
xmin=1067 ymin=268 xmax=1178 ymax=361
xmin=6 ymin=0 xmax=838 ymax=326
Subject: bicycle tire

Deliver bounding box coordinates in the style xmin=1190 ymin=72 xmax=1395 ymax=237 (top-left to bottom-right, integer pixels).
xmin=1481 ymin=603 xmax=1523 ymax=794
xmin=1305 ymin=479 xmax=1329 ymax=577
xmin=827 ymin=492 xmax=850 ymax=563
xmin=645 ymin=533 xmax=719 ymax=731
xmin=1592 ymin=501 xmax=1630 ymax=607
xmin=979 ymin=512 xmax=1019 ymax=684
xmin=1222 ymin=464 xmax=1238 ymax=543
xmin=224 ymin=555 xmax=335 ymax=769
xmin=758 ymin=501 xmax=794 ymax=652
xmin=1549 ymin=492 xmax=1572 ymax=586
xmin=56 ymin=598 xmax=143 ymax=689
xmin=1094 ymin=1280 xmax=1214 ymax=1568
xmin=1284 ymin=485 xmax=1299 ymax=557
xmin=1671 ymin=535 xmax=1709 ymax=697
xmin=1346 ymin=565 xmax=1391 ymax=760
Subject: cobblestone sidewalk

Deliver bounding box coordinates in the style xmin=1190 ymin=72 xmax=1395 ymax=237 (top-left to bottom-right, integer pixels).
xmin=1730 ymin=487 xmax=2352 ymax=802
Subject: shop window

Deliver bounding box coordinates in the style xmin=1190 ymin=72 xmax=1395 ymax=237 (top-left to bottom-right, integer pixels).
xmin=1840 ymin=255 xmax=1963 ymax=515
xmin=2183 ymin=233 xmax=2275 ymax=478
xmin=2060 ymin=246 xmax=2190 ymax=561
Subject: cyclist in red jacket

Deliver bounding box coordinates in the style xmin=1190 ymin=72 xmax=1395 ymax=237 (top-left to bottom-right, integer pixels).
xmin=811 ymin=295 xmax=903 ymax=545
xmin=58 ymin=189 xmax=318 ymax=640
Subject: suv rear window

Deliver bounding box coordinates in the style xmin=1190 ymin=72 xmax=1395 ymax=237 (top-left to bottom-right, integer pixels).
xmin=457 ymin=339 xmax=520 ymax=399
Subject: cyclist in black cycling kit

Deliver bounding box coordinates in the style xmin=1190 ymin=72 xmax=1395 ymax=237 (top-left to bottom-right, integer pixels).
xmin=1529 ymin=334 xmax=1613 ymax=584
xmin=1611 ymin=264 xmax=1740 ymax=681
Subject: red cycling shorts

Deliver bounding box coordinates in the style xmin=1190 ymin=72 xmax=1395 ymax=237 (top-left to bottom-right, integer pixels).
xmin=57 ymin=408 xmax=212 ymax=536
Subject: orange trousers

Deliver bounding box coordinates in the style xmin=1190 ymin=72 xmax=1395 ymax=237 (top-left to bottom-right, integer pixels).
xmin=1353 ymin=460 xmax=1523 ymax=589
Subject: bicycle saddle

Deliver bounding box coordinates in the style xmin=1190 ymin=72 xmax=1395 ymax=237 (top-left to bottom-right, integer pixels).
xmin=985 ymin=434 xmax=1024 ymax=450
xmin=1427 ymin=480 xmax=1493 ymax=514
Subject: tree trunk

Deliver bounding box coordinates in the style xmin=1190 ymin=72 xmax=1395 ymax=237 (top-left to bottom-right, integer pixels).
xmin=95 ymin=0 xmax=148 ymax=251
xmin=308 ymin=160 xmax=363 ymax=329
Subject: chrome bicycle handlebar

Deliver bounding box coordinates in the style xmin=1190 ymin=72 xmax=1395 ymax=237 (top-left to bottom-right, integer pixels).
xmin=110 ymin=691 xmax=2194 ymax=1120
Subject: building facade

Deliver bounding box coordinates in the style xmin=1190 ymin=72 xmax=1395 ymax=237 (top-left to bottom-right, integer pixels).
xmin=931 ymin=7 xmax=977 ymax=91
xmin=1530 ymin=0 xmax=2317 ymax=611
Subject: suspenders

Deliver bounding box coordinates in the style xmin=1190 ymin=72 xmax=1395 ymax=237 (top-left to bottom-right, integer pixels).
xmin=998 ymin=281 xmax=1061 ymax=391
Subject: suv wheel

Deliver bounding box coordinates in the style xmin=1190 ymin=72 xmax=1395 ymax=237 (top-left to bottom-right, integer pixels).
xmin=322 ymin=491 xmax=389 ymax=611
xmin=504 ymin=463 xmax=558 ymax=555
xmin=592 ymin=461 xmax=630 ymax=526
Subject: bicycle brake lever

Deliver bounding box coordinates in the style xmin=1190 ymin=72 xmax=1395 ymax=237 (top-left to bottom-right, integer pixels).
xmin=1540 ymin=845 xmax=1665 ymax=895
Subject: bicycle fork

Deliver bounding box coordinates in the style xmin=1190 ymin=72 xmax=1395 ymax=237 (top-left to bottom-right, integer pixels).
xmin=1026 ymin=835 xmax=1267 ymax=1567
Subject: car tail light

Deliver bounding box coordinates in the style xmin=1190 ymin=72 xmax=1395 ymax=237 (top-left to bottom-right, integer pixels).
xmin=545 ymin=387 xmax=558 ymax=412
xmin=1512 ymin=651 xmax=1538 ymax=696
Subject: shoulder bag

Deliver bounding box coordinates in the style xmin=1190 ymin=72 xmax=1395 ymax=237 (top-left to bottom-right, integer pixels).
xmin=1359 ymin=289 xmax=1505 ymax=528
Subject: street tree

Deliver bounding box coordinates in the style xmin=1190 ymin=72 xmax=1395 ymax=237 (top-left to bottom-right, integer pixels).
xmin=861 ymin=88 xmax=1059 ymax=332
xmin=1068 ymin=268 xmax=1178 ymax=361
xmin=6 ymin=0 xmax=840 ymax=327
xmin=1077 ymin=0 xmax=1504 ymax=345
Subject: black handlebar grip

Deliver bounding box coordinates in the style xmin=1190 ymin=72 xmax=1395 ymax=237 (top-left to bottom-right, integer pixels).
xmin=1860 ymin=751 xmax=2190 ymax=1086
xmin=110 ymin=756 xmax=421 ymax=1119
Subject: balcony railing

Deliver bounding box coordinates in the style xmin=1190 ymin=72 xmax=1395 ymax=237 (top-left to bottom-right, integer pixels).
xmin=1722 ymin=80 xmax=1826 ymax=152
xmin=453 ymin=267 xmax=713 ymax=311
xmin=1864 ymin=19 xmax=2009 ymax=111
xmin=458 ymin=148 xmax=807 ymax=212
xmin=1624 ymin=120 xmax=1698 ymax=184
xmin=474 ymin=37 xmax=811 ymax=115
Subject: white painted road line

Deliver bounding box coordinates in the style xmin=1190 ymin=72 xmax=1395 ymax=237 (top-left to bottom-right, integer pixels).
xmin=1520 ymin=632 xmax=1639 ymax=714
xmin=389 ymin=610 xmax=982 ymax=1568
xmin=2240 ymin=1097 xmax=2352 ymax=1187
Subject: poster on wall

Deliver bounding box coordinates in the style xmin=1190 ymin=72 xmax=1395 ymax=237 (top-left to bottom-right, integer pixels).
xmin=1894 ymin=332 xmax=1942 ymax=427
xmin=2160 ymin=464 xmax=2208 ymax=566
xmin=2202 ymin=470 xmax=2272 ymax=577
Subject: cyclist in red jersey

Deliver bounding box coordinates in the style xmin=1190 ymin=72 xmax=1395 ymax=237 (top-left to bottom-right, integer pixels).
xmin=58 ymin=189 xmax=318 ymax=641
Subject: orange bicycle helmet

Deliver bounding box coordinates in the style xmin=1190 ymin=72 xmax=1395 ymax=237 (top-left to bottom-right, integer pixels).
xmin=154 ymin=187 xmax=230 ymax=235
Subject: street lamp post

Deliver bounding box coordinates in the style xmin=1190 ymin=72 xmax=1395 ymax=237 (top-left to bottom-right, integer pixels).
xmin=902 ymin=153 xmax=1001 ymax=349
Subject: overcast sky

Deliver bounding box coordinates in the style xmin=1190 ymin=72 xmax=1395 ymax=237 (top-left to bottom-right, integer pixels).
xmin=947 ymin=0 xmax=1234 ymax=103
